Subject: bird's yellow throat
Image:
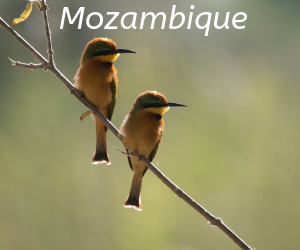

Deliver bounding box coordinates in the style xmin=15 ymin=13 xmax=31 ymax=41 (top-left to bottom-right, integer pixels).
xmin=145 ymin=106 xmax=169 ymax=116
xmin=96 ymin=53 xmax=120 ymax=62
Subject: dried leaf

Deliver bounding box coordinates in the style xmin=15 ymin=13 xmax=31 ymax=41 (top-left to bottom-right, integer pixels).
xmin=32 ymin=1 xmax=43 ymax=11
xmin=11 ymin=2 xmax=33 ymax=25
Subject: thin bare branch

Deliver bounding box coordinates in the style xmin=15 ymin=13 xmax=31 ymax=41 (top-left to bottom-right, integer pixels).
xmin=8 ymin=57 xmax=46 ymax=70
xmin=40 ymin=0 xmax=54 ymax=66
xmin=0 ymin=4 xmax=254 ymax=250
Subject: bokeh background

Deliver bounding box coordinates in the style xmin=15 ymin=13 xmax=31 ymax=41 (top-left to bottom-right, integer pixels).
xmin=1 ymin=1 xmax=300 ymax=249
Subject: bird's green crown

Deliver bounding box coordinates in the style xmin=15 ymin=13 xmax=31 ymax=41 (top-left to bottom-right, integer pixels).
xmin=133 ymin=91 xmax=168 ymax=110
xmin=131 ymin=91 xmax=187 ymax=116
xmin=80 ymin=38 xmax=117 ymax=64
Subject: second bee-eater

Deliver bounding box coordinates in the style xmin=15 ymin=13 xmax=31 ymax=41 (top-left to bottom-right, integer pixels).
xmin=119 ymin=91 xmax=186 ymax=211
xmin=74 ymin=38 xmax=136 ymax=165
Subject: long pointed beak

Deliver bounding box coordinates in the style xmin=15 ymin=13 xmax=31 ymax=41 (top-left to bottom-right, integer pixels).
xmin=94 ymin=49 xmax=137 ymax=56
xmin=167 ymin=102 xmax=187 ymax=107
xmin=115 ymin=49 xmax=137 ymax=54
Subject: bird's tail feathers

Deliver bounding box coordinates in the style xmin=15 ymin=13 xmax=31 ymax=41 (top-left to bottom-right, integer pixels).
xmin=92 ymin=125 xmax=111 ymax=165
xmin=92 ymin=149 xmax=110 ymax=165
xmin=124 ymin=178 xmax=142 ymax=211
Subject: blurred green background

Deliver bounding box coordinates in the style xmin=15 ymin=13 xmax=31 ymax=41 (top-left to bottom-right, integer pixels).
xmin=1 ymin=1 xmax=300 ymax=249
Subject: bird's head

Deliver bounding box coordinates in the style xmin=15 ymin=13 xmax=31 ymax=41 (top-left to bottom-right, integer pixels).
xmin=80 ymin=37 xmax=136 ymax=64
xmin=132 ymin=91 xmax=187 ymax=117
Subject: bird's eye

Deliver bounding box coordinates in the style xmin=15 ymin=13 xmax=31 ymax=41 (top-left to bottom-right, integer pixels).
xmin=144 ymin=102 xmax=160 ymax=108
xmin=93 ymin=49 xmax=110 ymax=56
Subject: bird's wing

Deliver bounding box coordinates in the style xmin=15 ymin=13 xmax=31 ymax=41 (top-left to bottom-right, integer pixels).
xmin=148 ymin=140 xmax=160 ymax=162
xmin=126 ymin=149 xmax=134 ymax=171
xmin=106 ymin=78 xmax=117 ymax=131
xmin=126 ymin=139 xmax=160 ymax=175
xmin=142 ymin=139 xmax=161 ymax=176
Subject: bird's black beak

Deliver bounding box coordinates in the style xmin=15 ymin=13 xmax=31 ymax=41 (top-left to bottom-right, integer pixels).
xmin=93 ymin=49 xmax=137 ymax=57
xmin=167 ymin=102 xmax=187 ymax=107
xmin=115 ymin=49 xmax=137 ymax=54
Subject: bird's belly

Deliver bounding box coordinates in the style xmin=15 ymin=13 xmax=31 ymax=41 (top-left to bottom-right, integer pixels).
xmin=124 ymin=129 xmax=159 ymax=157
xmin=74 ymin=63 xmax=115 ymax=112
xmin=84 ymin=80 xmax=112 ymax=111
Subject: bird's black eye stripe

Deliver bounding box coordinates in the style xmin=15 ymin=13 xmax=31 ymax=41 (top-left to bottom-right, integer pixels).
xmin=143 ymin=102 xmax=168 ymax=109
xmin=93 ymin=50 xmax=113 ymax=57
xmin=143 ymin=102 xmax=160 ymax=108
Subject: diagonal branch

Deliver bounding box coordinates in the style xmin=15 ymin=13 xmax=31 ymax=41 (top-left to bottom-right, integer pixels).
xmin=0 ymin=2 xmax=253 ymax=250
xmin=141 ymin=158 xmax=252 ymax=249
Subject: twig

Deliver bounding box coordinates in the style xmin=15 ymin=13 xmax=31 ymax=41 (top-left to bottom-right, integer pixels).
xmin=114 ymin=146 xmax=129 ymax=155
xmin=0 ymin=3 xmax=254 ymax=250
xmin=41 ymin=0 xmax=54 ymax=66
xmin=114 ymin=146 xmax=138 ymax=157
xmin=8 ymin=57 xmax=46 ymax=70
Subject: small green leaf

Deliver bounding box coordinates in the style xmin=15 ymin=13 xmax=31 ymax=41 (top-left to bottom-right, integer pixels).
xmin=11 ymin=2 xmax=33 ymax=25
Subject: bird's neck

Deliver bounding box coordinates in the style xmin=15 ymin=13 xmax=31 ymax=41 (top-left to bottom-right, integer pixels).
xmin=103 ymin=61 xmax=113 ymax=68
xmin=153 ymin=113 xmax=162 ymax=120
xmin=75 ymin=59 xmax=117 ymax=84
xmin=132 ymin=110 xmax=165 ymax=127
xmin=82 ymin=58 xmax=115 ymax=69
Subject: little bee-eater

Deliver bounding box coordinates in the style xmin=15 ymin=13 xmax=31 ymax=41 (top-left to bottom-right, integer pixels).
xmin=119 ymin=91 xmax=186 ymax=211
xmin=74 ymin=38 xmax=136 ymax=165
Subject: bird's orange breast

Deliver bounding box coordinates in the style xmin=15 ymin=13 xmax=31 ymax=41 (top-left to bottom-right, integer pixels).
xmin=120 ymin=110 xmax=164 ymax=156
xmin=74 ymin=59 xmax=118 ymax=113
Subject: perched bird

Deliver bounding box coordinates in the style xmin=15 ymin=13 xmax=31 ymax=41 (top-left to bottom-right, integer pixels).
xmin=119 ymin=91 xmax=186 ymax=211
xmin=74 ymin=38 xmax=136 ymax=165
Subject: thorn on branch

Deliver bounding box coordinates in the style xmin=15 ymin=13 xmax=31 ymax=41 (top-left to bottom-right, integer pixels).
xmin=174 ymin=187 xmax=182 ymax=197
xmin=69 ymin=87 xmax=76 ymax=95
xmin=208 ymin=217 xmax=223 ymax=227
xmin=40 ymin=2 xmax=49 ymax=12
